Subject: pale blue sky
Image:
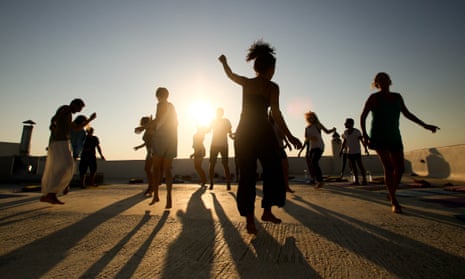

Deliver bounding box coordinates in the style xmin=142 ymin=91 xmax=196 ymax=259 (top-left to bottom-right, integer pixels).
xmin=1 ymin=0 xmax=464 ymax=160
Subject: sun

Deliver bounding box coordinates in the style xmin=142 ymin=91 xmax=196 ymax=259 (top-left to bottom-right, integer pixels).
xmin=187 ymin=100 xmax=215 ymax=127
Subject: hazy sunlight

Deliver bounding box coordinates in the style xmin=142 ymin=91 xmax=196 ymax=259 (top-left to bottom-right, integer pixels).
xmin=187 ymin=100 xmax=215 ymax=127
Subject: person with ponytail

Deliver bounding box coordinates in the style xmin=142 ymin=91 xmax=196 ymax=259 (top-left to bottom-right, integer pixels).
xmin=361 ymin=72 xmax=439 ymax=213
xmin=218 ymin=41 xmax=302 ymax=234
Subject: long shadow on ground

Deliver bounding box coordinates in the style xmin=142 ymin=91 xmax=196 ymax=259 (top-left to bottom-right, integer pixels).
xmin=283 ymin=192 xmax=465 ymax=278
xmin=160 ymin=187 xmax=215 ymax=278
xmin=219 ymin=192 xmax=320 ymax=278
xmin=0 ymin=192 xmax=143 ymax=278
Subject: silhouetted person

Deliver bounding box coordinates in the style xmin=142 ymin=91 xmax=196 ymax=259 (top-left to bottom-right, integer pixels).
xmin=79 ymin=127 xmax=105 ymax=188
xmin=41 ymin=98 xmax=96 ymax=204
xmin=70 ymin=115 xmax=88 ymax=160
xmin=218 ymin=41 xmax=302 ymax=234
xmin=190 ymin=125 xmax=208 ymax=186
xmin=298 ymin=111 xmax=336 ymax=189
xmin=134 ymin=116 xmax=156 ymax=197
xmin=149 ymin=87 xmax=178 ymax=209
xmin=208 ymin=107 xmax=233 ymax=190
xmin=339 ymin=118 xmax=368 ymax=185
xmin=361 ymin=72 xmax=439 ymax=213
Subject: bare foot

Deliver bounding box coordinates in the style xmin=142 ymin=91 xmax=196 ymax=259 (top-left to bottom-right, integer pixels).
xmin=261 ymin=213 xmax=282 ymax=224
xmin=143 ymin=190 xmax=152 ymax=197
xmin=40 ymin=195 xmax=54 ymax=204
xmin=246 ymin=222 xmax=257 ymax=234
xmin=53 ymin=196 xmax=65 ymax=205
xmin=316 ymin=182 xmax=325 ymax=189
xmin=40 ymin=195 xmax=64 ymax=205
xmin=286 ymin=187 xmax=295 ymax=193
xmin=149 ymin=196 xmax=160 ymax=205
xmin=392 ymin=200 xmax=402 ymax=214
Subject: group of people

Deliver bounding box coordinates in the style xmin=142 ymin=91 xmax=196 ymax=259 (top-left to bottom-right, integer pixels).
xmin=297 ymin=111 xmax=336 ymax=188
xmin=297 ymin=113 xmax=370 ymax=187
xmin=40 ymin=40 xmax=439 ymax=232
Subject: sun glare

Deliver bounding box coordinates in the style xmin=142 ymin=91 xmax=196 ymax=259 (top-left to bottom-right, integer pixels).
xmin=187 ymin=101 xmax=215 ymax=127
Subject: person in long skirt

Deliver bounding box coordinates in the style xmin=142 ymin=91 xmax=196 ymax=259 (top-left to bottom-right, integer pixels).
xmin=41 ymin=99 xmax=96 ymax=204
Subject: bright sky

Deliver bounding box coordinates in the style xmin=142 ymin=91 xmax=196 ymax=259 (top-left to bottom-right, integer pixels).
xmin=1 ymin=0 xmax=464 ymax=160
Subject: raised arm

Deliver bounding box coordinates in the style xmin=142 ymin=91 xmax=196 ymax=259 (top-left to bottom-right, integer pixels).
xmin=318 ymin=122 xmax=336 ymax=134
xmin=218 ymin=55 xmax=247 ymax=86
xmin=399 ymin=95 xmax=439 ymax=133
xmin=71 ymin=112 xmax=97 ymax=131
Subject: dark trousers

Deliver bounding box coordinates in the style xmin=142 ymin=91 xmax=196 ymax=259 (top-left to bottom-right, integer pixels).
xmin=79 ymin=153 xmax=97 ymax=177
xmin=309 ymin=148 xmax=323 ymax=182
xmin=235 ymin=123 xmax=285 ymax=216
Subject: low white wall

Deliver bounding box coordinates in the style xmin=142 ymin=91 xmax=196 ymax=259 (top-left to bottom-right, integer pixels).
xmin=404 ymin=144 xmax=465 ymax=181
xmin=95 ymin=155 xmax=385 ymax=182
xmin=10 ymin=145 xmax=465 ymax=183
xmin=96 ymin=144 xmax=465 ymax=182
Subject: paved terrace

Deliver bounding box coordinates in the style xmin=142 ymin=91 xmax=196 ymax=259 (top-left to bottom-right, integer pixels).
xmin=1 ymin=178 xmax=465 ymax=278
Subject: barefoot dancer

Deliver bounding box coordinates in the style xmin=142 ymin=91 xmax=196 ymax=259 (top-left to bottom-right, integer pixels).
xmin=361 ymin=72 xmax=439 ymax=213
xmin=41 ymin=99 xmax=96 ymax=204
xmin=298 ymin=111 xmax=336 ymax=189
xmin=339 ymin=118 xmax=369 ymax=185
xmin=208 ymin=107 xmax=233 ymax=190
xmin=190 ymin=125 xmax=208 ymax=187
xmin=218 ymin=41 xmax=302 ymax=234
xmin=79 ymin=127 xmax=105 ymax=188
xmin=149 ymin=87 xmax=178 ymax=209
xmin=134 ymin=116 xmax=156 ymax=197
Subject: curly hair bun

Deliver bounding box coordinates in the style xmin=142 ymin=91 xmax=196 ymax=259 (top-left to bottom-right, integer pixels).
xmin=246 ymin=40 xmax=275 ymax=62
